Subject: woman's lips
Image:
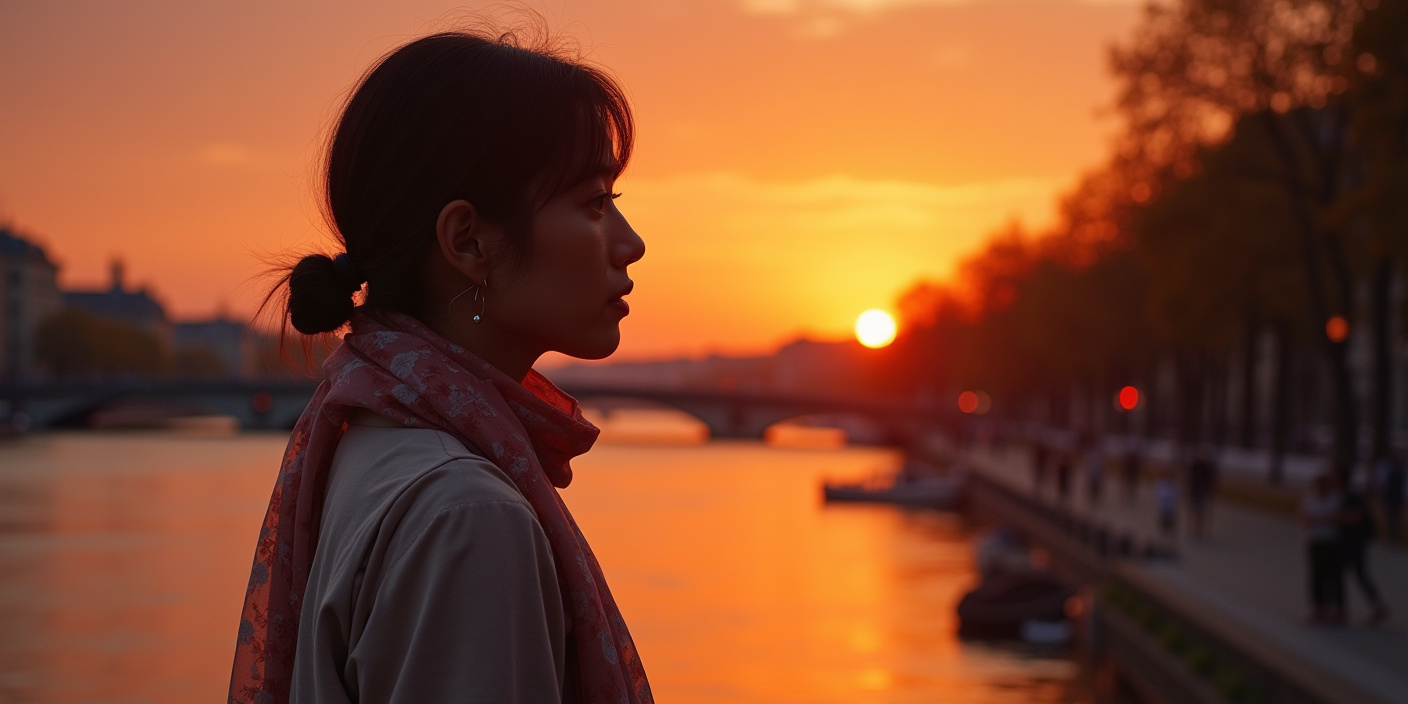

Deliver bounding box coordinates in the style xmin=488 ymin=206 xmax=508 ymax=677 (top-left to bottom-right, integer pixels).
xmin=610 ymin=281 xmax=633 ymax=315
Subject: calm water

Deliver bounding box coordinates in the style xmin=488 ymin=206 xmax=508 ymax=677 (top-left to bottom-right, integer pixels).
xmin=0 ymin=416 xmax=1086 ymax=703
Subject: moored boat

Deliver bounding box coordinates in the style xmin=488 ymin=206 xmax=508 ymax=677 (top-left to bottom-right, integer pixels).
xmin=956 ymin=569 xmax=1075 ymax=643
xmin=822 ymin=473 xmax=961 ymax=508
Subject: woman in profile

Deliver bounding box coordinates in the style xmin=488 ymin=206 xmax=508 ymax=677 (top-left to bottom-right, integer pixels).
xmin=229 ymin=25 xmax=651 ymax=704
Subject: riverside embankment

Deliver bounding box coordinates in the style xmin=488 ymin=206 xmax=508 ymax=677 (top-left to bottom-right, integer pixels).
xmin=956 ymin=445 xmax=1408 ymax=704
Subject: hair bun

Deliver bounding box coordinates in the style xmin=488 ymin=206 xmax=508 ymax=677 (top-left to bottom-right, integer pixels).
xmin=288 ymin=254 xmax=357 ymax=334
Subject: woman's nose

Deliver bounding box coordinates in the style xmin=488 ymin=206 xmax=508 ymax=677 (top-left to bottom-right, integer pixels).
xmin=612 ymin=217 xmax=645 ymax=267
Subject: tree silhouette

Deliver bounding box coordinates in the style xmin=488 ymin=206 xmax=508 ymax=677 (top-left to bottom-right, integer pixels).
xmin=34 ymin=310 xmax=168 ymax=377
xmin=886 ymin=0 xmax=1406 ymax=475
xmin=1111 ymin=0 xmax=1371 ymax=469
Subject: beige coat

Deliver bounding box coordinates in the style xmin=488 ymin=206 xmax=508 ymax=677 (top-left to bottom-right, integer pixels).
xmin=290 ymin=414 xmax=575 ymax=703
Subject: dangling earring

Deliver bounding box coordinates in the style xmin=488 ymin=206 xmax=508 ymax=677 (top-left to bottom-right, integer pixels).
xmin=472 ymin=278 xmax=487 ymax=324
xmin=448 ymin=285 xmax=475 ymax=319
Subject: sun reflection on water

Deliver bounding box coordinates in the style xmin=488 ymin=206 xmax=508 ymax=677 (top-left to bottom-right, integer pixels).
xmin=0 ymin=419 xmax=1086 ymax=703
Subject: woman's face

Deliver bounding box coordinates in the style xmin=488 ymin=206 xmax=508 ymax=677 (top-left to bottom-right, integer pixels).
xmin=488 ymin=173 xmax=644 ymax=360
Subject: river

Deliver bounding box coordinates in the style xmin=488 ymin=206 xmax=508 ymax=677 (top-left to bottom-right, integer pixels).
xmin=0 ymin=412 xmax=1087 ymax=703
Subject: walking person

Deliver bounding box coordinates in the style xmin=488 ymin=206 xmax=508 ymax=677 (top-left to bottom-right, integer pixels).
xmin=228 ymin=26 xmax=653 ymax=704
xmin=1154 ymin=469 xmax=1179 ymax=541
xmin=1302 ymin=474 xmax=1346 ymax=625
xmin=1340 ymin=477 xmax=1391 ymax=625
xmin=1187 ymin=445 xmax=1217 ymax=540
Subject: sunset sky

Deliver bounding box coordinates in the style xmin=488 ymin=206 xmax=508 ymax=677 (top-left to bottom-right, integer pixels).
xmin=0 ymin=0 xmax=1140 ymax=360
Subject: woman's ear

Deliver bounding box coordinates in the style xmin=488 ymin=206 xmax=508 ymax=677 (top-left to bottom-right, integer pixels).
xmin=435 ymin=199 xmax=497 ymax=284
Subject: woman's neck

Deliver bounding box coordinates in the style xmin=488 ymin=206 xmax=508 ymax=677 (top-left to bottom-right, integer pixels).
xmin=417 ymin=306 xmax=540 ymax=383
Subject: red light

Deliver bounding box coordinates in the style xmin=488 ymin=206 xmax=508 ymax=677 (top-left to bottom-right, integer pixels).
xmin=958 ymin=391 xmax=980 ymax=414
xmin=1118 ymin=386 xmax=1139 ymax=411
xmin=252 ymin=391 xmax=274 ymax=415
xmin=1325 ymin=316 xmax=1349 ymax=343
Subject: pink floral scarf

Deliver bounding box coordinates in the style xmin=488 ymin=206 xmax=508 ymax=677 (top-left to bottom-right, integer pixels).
xmin=229 ymin=307 xmax=652 ymax=704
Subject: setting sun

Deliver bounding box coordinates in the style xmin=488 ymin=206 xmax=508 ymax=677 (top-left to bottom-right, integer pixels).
xmin=854 ymin=309 xmax=897 ymax=349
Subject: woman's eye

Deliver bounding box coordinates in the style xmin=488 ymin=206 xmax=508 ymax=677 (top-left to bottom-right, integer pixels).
xmin=591 ymin=192 xmax=622 ymax=213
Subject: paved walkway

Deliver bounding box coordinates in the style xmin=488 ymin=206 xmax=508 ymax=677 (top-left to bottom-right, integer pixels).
xmin=965 ymin=445 xmax=1408 ymax=704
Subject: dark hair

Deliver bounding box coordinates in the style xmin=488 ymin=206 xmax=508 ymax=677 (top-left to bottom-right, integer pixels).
xmin=272 ymin=26 xmax=633 ymax=335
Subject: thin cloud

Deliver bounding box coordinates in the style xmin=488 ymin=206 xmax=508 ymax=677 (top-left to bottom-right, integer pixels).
xmin=195 ymin=142 xmax=286 ymax=170
xmin=628 ymin=171 xmax=1058 ymax=218
xmin=744 ymin=0 xmax=1139 ymax=12
xmin=924 ymin=44 xmax=972 ymax=68
xmin=744 ymin=0 xmax=966 ymax=14
xmin=740 ymin=0 xmax=1141 ymax=39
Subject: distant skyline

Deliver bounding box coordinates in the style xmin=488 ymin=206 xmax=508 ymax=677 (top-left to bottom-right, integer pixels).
xmin=0 ymin=0 xmax=1140 ymax=360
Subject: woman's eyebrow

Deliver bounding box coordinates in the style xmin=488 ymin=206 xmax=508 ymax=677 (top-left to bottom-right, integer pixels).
xmin=592 ymin=157 xmax=620 ymax=178
xmin=578 ymin=169 xmax=616 ymax=191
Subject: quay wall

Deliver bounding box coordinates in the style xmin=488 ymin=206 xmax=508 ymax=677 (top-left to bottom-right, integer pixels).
xmin=959 ymin=466 xmax=1385 ymax=704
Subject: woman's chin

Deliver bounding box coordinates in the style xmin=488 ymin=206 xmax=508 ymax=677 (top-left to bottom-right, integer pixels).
xmin=557 ymin=329 xmax=622 ymax=361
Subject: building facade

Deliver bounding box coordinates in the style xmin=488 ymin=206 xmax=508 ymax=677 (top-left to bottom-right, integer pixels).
xmin=0 ymin=227 xmax=62 ymax=380
xmin=173 ymin=316 xmax=254 ymax=378
xmin=63 ymin=259 xmax=171 ymax=349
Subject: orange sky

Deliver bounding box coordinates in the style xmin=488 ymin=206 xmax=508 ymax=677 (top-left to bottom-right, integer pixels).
xmin=0 ymin=0 xmax=1139 ymax=360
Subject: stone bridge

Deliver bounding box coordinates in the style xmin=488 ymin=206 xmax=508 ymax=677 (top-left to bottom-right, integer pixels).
xmin=1 ymin=379 xmax=321 ymax=431
xmin=557 ymin=384 xmax=944 ymax=441
xmin=1 ymin=380 xmax=948 ymax=441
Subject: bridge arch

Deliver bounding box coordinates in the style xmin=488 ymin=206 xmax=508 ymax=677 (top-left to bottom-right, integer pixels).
xmin=561 ymin=385 xmax=928 ymax=444
xmin=572 ymin=391 xmax=807 ymax=440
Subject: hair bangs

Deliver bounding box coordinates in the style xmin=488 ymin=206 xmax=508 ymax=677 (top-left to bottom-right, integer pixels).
xmin=529 ymin=63 xmax=634 ymax=208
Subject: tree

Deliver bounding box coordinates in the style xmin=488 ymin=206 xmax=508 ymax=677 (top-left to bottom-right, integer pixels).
xmin=893 ymin=209 xmax=1153 ymax=430
xmin=1111 ymin=0 xmax=1372 ymax=469
xmin=1131 ymin=116 xmax=1309 ymax=471
xmin=33 ymin=310 xmax=168 ymax=376
xmin=887 ymin=0 xmax=1407 ymax=461
xmin=173 ymin=346 xmax=229 ymax=377
xmin=1334 ymin=0 xmax=1408 ymax=463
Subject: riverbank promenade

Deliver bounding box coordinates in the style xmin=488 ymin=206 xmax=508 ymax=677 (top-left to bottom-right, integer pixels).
xmin=965 ymin=446 xmax=1408 ymax=704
